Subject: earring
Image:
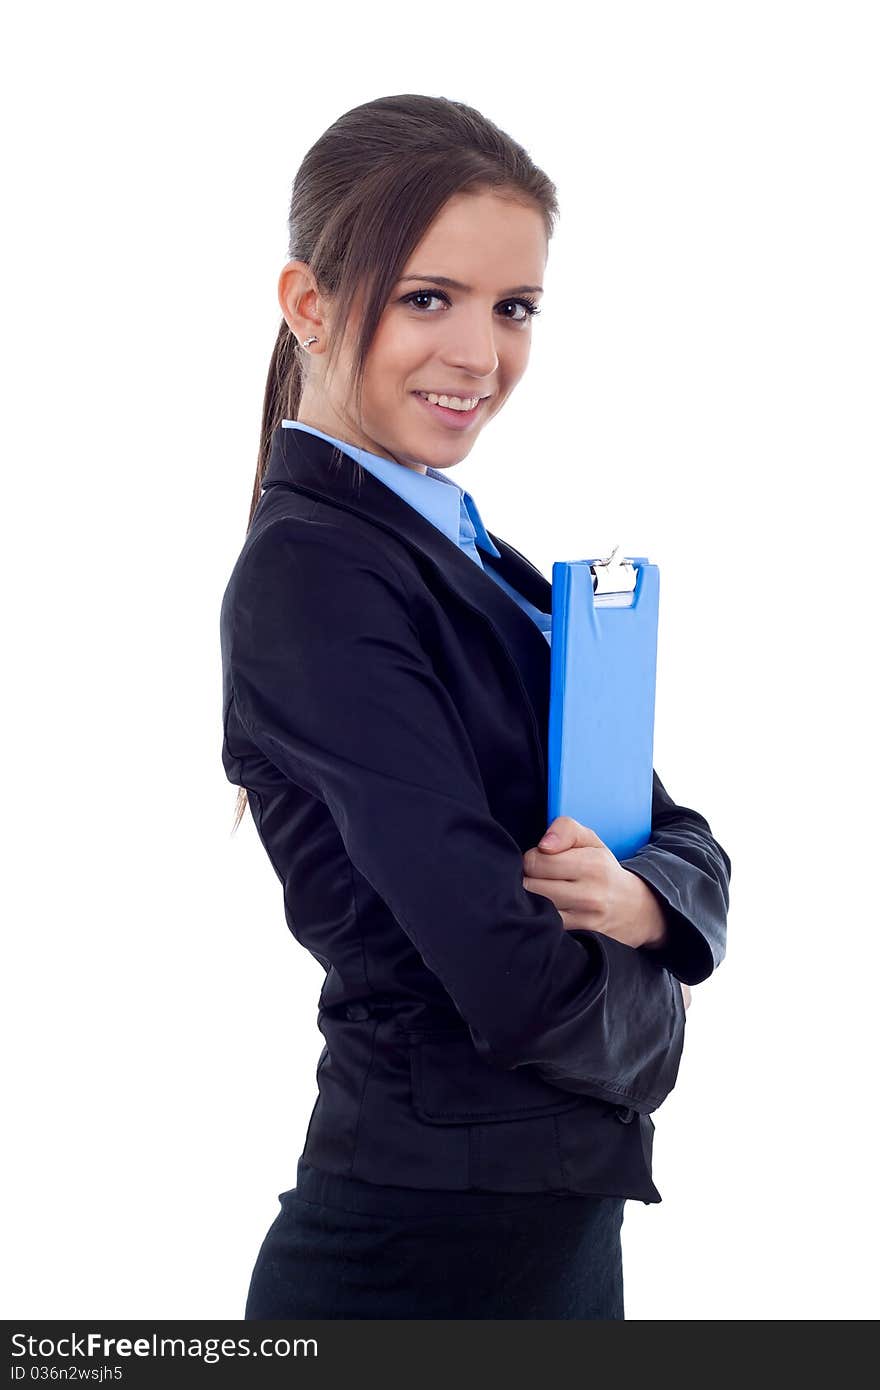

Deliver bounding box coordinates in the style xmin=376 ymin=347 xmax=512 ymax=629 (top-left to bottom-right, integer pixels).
xmin=301 ymin=335 xmax=318 ymax=348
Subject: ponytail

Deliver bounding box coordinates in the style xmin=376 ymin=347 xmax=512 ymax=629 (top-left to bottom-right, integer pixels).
xmin=248 ymin=320 xmax=304 ymax=530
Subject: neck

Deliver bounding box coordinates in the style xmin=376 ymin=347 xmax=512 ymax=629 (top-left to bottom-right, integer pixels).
xmin=295 ymin=393 xmax=428 ymax=475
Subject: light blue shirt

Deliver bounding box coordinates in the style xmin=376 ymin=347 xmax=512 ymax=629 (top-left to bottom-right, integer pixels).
xmin=281 ymin=420 xmax=552 ymax=644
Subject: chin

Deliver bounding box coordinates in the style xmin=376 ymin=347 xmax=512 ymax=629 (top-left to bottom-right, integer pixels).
xmin=397 ymin=432 xmax=473 ymax=468
xmin=424 ymin=446 xmax=475 ymax=471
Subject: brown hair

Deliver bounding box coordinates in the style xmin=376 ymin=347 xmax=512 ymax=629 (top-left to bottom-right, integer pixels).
xmin=232 ymin=93 xmax=559 ymax=832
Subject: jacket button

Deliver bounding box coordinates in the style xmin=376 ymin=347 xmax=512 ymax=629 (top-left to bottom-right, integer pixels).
xmin=614 ymin=1105 xmax=635 ymax=1124
xmin=344 ymin=1003 xmax=372 ymax=1021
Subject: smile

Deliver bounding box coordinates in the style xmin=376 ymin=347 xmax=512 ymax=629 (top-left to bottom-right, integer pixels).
xmin=412 ymin=391 xmax=487 ymax=429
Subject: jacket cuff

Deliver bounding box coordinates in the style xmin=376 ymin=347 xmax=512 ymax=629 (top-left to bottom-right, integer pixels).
xmin=621 ymin=861 xmax=717 ymax=985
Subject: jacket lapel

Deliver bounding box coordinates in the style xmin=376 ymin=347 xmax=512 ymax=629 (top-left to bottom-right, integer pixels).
xmin=259 ymin=424 xmax=553 ymax=782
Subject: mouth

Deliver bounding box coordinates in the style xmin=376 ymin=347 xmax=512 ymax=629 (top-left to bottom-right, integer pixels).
xmin=411 ymin=391 xmax=490 ymax=429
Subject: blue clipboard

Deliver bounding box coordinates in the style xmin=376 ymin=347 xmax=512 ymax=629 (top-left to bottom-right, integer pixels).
xmin=547 ymin=550 xmax=660 ymax=860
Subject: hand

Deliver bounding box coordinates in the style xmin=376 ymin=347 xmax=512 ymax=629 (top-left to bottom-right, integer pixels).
xmin=522 ymin=815 xmax=671 ymax=951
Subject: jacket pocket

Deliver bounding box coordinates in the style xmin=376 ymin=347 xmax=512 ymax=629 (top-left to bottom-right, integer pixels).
xmin=408 ymin=1032 xmax=586 ymax=1124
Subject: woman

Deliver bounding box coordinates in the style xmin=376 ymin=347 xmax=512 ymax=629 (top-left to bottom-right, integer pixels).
xmin=219 ymin=93 xmax=731 ymax=1320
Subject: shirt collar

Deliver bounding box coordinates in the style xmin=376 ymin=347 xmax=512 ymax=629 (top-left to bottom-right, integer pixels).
xmin=281 ymin=420 xmax=501 ymax=559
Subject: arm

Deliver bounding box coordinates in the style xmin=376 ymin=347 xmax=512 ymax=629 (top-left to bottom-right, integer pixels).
xmin=223 ymin=519 xmax=685 ymax=1114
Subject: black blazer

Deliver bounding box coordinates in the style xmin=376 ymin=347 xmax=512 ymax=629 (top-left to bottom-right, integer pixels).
xmin=220 ymin=424 xmax=731 ymax=1203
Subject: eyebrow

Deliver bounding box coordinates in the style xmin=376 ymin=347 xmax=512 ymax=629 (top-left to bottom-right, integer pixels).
xmin=398 ymin=274 xmax=544 ymax=295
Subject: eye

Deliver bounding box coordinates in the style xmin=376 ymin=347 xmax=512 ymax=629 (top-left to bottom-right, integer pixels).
xmin=400 ymin=289 xmax=542 ymax=323
xmin=498 ymin=297 xmax=542 ymax=322
xmin=402 ymin=290 xmax=448 ymax=312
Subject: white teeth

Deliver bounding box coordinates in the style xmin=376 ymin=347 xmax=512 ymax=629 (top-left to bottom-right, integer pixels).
xmin=417 ymin=391 xmax=480 ymax=411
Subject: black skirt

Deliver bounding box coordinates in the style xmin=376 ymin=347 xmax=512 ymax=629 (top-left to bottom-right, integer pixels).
xmin=244 ymin=1157 xmax=626 ymax=1320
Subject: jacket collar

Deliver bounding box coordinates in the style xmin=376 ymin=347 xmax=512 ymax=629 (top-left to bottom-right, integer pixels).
xmin=259 ymin=423 xmax=553 ymax=783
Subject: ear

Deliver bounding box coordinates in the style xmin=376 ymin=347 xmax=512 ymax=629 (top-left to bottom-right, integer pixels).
xmin=278 ymin=259 xmax=325 ymax=345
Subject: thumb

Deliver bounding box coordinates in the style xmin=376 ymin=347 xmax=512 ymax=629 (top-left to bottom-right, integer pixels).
xmin=538 ymin=818 xmax=566 ymax=848
xmin=538 ymin=816 xmax=605 ymax=851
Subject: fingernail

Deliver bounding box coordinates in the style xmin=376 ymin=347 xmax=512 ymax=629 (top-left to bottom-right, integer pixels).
xmin=540 ymin=831 xmax=559 ymax=846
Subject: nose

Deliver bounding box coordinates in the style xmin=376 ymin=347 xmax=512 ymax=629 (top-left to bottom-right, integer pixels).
xmin=441 ymin=309 xmax=500 ymax=383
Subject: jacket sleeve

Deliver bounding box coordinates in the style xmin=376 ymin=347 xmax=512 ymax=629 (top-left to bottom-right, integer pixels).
xmin=621 ymin=772 xmax=732 ymax=986
xmin=225 ymin=517 xmax=686 ymax=1115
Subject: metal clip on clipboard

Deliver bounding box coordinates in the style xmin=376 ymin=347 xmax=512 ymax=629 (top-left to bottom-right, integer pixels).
xmin=590 ymin=544 xmax=638 ymax=608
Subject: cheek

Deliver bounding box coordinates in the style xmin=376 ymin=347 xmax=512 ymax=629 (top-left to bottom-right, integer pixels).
xmin=362 ymin=364 xmax=414 ymax=412
xmin=368 ymin=316 xmax=426 ymax=381
xmin=359 ymin=365 xmax=412 ymax=428
xmin=505 ymin=341 xmax=531 ymax=379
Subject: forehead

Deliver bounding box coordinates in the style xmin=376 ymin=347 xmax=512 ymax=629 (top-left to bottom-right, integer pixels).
xmin=404 ymin=191 xmax=547 ymax=287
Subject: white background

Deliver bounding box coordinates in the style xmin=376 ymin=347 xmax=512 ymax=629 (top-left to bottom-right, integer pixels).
xmin=3 ymin=0 xmax=877 ymax=1320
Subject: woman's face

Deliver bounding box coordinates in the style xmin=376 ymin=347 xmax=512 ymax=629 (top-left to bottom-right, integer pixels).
xmin=288 ymin=189 xmax=548 ymax=474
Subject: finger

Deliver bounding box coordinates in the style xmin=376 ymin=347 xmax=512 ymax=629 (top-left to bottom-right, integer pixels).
xmin=522 ymin=845 xmax=599 ymax=879
xmin=522 ymin=876 xmax=594 ymax=912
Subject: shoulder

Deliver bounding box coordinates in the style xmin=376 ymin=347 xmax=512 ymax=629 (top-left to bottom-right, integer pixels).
xmin=238 ymin=492 xmax=414 ymax=595
xmin=222 ymin=505 xmax=422 ymax=678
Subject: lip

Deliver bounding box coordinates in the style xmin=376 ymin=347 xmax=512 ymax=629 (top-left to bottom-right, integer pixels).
xmin=411 ymin=391 xmax=489 ymax=430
